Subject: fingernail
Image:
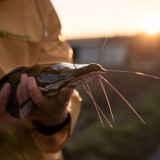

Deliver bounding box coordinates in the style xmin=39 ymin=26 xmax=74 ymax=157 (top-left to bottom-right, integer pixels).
xmin=28 ymin=77 xmax=34 ymax=88
xmin=2 ymin=83 xmax=11 ymax=94
xmin=21 ymin=73 xmax=28 ymax=81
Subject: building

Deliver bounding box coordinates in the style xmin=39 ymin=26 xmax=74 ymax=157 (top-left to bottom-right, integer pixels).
xmin=67 ymin=34 xmax=160 ymax=70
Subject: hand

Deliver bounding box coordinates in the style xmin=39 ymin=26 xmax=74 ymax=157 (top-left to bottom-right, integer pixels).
xmin=0 ymin=83 xmax=11 ymax=113
xmin=0 ymin=83 xmax=18 ymax=129
xmin=17 ymin=74 xmax=73 ymax=126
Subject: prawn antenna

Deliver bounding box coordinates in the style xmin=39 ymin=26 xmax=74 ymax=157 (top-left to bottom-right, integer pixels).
xmin=106 ymin=70 xmax=160 ymax=80
xmin=51 ymin=42 xmax=77 ymax=69
xmin=96 ymin=38 xmax=107 ymax=64
xmin=97 ymin=75 xmax=114 ymax=122
xmin=82 ymin=80 xmax=113 ymax=128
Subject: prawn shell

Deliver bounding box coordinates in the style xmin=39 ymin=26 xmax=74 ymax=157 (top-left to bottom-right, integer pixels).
xmin=0 ymin=63 xmax=105 ymax=117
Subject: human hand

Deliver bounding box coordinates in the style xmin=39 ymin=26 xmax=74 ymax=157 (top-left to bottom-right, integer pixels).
xmin=0 ymin=83 xmax=11 ymax=113
xmin=17 ymin=74 xmax=73 ymax=126
xmin=0 ymin=83 xmax=18 ymax=129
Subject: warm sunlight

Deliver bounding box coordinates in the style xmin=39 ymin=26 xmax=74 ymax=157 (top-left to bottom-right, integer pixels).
xmin=53 ymin=0 xmax=160 ymax=38
xmin=143 ymin=15 xmax=160 ymax=35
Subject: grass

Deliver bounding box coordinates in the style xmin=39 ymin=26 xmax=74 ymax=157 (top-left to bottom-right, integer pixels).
xmin=64 ymin=89 xmax=160 ymax=160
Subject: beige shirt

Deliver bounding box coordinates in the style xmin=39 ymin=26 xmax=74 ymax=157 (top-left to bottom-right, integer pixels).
xmin=0 ymin=0 xmax=81 ymax=159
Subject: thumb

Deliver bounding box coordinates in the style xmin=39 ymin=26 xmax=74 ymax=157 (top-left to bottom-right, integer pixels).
xmin=0 ymin=83 xmax=11 ymax=114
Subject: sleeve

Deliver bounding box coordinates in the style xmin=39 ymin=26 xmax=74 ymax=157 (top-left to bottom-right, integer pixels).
xmin=0 ymin=65 xmax=5 ymax=78
xmin=30 ymin=90 xmax=81 ymax=153
xmin=37 ymin=3 xmax=73 ymax=65
xmin=29 ymin=3 xmax=82 ymax=153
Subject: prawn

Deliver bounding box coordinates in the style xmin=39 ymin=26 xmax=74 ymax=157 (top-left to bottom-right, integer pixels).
xmin=0 ymin=39 xmax=159 ymax=128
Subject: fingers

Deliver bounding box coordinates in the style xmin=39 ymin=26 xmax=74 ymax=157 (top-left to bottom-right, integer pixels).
xmin=17 ymin=74 xmax=41 ymax=119
xmin=17 ymin=74 xmax=73 ymax=106
xmin=0 ymin=83 xmax=11 ymax=114
xmin=17 ymin=74 xmax=31 ymax=106
xmin=16 ymin=73 xmax=73 ymax=122
xmin=16 ymin=84 xmax=24 ymax=105
xmin=20 ymin=74 xmax=30 ymax=101
xmin=27 ymin=77 xmax=44 ymax=106
xmin=17 ymin=74 xmax=43 ymax=105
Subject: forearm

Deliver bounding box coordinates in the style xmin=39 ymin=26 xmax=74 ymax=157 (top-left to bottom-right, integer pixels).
xmin=30 ymin=90 xmax=81 ymax=153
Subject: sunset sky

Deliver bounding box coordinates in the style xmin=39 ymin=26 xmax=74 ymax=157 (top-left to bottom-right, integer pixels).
xmin=52 ymin=0 xmax=160 ymax=38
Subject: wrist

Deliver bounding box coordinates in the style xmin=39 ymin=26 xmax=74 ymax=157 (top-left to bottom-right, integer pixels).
xmin=34 ymin=108 xmax=69 ymax=126
xmin=32 ymin=113 xmax=71 ymax=135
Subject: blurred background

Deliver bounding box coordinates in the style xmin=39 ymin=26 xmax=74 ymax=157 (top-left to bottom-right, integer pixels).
xmin=52 ymin=1 xmax=160 ymax=159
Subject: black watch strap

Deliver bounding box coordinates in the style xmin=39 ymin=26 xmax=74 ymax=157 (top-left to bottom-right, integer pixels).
xmin=32 ymin=114 xmax=71 ymax=135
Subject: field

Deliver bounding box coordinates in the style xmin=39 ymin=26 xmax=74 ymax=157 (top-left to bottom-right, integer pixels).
xmin=64 ymin=35 xmax=160 ymax=160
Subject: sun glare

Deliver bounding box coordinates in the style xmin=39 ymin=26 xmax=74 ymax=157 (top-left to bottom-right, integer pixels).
xmin=142 ymin=15 xmax=160 ymax=35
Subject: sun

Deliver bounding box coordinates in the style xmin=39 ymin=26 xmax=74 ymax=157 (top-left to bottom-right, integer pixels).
xmin=144 ymin=20 xmax=160 ymax=35
xmin=142 ymin=15 xmax=160 ymax=35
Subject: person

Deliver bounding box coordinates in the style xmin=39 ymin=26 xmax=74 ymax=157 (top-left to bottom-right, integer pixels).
xmin=0 ymin=0 xmax=81 ymax=160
